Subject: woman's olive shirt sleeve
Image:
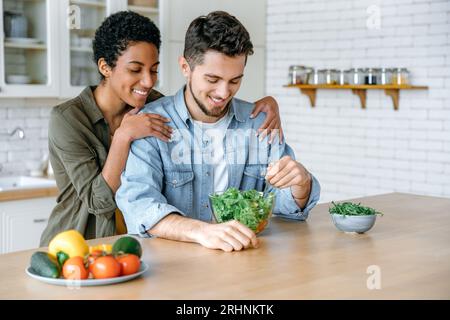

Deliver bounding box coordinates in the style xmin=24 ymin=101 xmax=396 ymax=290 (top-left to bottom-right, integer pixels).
xmin=49 ymin=109 xmax=117 ymax=216
xmin=41 ymin=88 xmax=165 ymax=245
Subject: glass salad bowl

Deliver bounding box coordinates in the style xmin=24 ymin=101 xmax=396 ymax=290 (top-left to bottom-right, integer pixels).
xmin=209 ymin=188 xmax=276 ymax=234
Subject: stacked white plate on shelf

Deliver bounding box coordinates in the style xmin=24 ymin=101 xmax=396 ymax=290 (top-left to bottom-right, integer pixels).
xmin=5 ymin=37 xmax=42 ymax=45
xmin=6 ymin=74 xmax=31 ymax=84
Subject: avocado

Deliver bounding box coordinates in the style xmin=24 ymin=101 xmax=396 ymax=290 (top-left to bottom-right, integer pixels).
xmin=112 ymin=236 xmax=142 ymax=258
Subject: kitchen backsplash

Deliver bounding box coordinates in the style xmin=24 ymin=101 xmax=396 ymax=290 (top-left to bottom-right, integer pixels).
xmin=0 ymin=98 xmax=62 ymax=176
xmin=267 ymin=0 xmax=450 ymax=202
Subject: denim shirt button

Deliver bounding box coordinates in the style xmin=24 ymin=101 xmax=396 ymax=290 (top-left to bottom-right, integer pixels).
xmin=172 ymin=180 xmax=177 ymax=185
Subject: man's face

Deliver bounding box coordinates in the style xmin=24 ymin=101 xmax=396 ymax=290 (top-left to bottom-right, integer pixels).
xmin=181 ymin=50 xmax=246 ymax=121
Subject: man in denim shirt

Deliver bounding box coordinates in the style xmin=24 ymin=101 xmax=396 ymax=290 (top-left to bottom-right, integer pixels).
xmin=116 ymin=11 xmax=320 ymax=252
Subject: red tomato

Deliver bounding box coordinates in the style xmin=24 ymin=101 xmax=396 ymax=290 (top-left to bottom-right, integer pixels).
xmin=116 ymin=254 xmax=141 ymax=276
xmin=91 ymin=256 xmax=121 ymax=279
xmin=87 ymin=250 xmax=104 ymax=273
xmin=62 ymin=257 xmax=89 ymax=280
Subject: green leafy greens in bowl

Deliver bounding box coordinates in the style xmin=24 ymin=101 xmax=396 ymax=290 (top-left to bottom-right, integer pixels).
xmin=329 ymin=201 xmax=383 ymax=216
xmin=209 ymin=188 xmax=275 ymax=234
xmin=329 ymin=201 xmax=383 ymax=233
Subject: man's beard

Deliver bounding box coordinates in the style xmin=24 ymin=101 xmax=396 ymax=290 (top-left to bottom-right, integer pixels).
xmin=189 ymin=81 xmax=230 ymax=119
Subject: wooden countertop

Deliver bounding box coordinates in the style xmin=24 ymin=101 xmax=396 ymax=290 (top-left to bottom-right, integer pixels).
xmin=0 ymin=186 xmax=58 ymax=202
xmin=0 ymin=192 xmax=449 ymax=299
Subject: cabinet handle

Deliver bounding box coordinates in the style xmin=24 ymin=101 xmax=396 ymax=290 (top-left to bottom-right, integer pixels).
xmin=33 ymin=219 xmax=48 ymax=223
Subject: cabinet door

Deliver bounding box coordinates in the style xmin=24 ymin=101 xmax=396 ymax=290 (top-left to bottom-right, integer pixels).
xmin=0 ymin=0 xmax=59 ymax=97
xmin=1 ymin=197 xmax=55 ymax=253
xmin=59 ymin=0 xmax=115 ymax=98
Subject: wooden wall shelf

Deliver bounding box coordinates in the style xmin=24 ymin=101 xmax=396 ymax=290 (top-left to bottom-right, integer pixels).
xmin=285 ymin=84 xmax=428 ymax=110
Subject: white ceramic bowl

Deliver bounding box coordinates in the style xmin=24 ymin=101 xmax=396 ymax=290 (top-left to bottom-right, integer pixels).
xmin=331 ymin=214 xmax=376 ymax=233
xmin=6 ymin=74 xmax=31 ymax=84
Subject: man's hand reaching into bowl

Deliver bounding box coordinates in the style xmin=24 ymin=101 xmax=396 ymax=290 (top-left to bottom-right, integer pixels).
xmin=265 ymin=156 xmax=312 ymax=209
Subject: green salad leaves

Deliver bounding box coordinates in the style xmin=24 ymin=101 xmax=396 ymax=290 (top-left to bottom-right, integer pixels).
xmin=210 ymin=188 xmax=275 ymax=232
xmin=329 ymin=201 xmax=383 ymax=216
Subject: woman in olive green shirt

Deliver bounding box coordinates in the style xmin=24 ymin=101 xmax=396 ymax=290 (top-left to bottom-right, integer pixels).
xmin=40 ymin=11 xmax=284 ymax=246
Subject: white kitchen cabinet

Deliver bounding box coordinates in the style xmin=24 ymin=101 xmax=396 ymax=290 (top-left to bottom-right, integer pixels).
xmin=58 ymin=0 xmax=115 ymax=98
xmin=0 ymin=0 xmax=59 ymax=97
xmin=0 ymin=197 xmax=55 ymax=254
xmin=1 ymin=0 xmax=265 ymax=99
xmin=1 ymin=0 xmax=167 ymax=98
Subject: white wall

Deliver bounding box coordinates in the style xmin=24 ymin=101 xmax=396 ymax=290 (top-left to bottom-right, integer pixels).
xmin=0 ymin=99 xmax=59 ymax=175
xmin=266 ymin=0 xmax=450 ymax=202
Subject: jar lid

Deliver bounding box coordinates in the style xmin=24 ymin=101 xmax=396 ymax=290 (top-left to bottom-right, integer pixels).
xmin=290 ymin=65 xmax=308 ymax=69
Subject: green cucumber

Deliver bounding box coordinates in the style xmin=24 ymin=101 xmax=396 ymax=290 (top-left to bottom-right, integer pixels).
xmin=30 ymin=252 xmax=61 ymax=278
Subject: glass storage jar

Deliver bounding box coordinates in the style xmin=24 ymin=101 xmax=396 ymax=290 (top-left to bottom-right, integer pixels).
xmin=4 ymin=11 xmax=28 ymax=38
xmin=379 ymin=68 xmax=392 ymax=85
xmin=321 ymin=69 xmax=338 ymax=85
xmin=364 ymin=68 xmax=379 ymax=85
xmin=288 ymin=65 xmax=312 ymax=84
xmin=317 ymin=69 xmax=327 ymax=84
xmin=392 ymin=68 xmax=409 ymax=85
xmin=348 ymin=68 xmax=363 ymax=85
xmin=337 ymin=69 xmax=349 ymax=85
xmin=309 ymin=69 xmax=320 ymax=84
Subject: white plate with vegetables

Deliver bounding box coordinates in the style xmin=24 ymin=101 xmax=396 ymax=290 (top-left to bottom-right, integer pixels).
xmin=26 ymin=231 xmax=148 ymax=286
xmin=26 ymin=261 xmax=149 ymax=287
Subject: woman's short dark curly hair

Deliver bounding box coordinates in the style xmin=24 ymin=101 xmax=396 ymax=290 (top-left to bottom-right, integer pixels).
xmin=184 ymin=11 xmax=253 ymax=69
xmin=93 ymin=11 xmax=161 ymax=78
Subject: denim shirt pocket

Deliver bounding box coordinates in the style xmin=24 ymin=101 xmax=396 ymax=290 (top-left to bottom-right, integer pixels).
xmin=163 ymin=170 xmax=194 ymax=215
xmin=240 ymin=165 xmax=266 ymax=191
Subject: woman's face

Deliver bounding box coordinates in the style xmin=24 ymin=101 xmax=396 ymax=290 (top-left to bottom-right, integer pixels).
xmin=106 ymin=41 xmax=159 ymax=109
